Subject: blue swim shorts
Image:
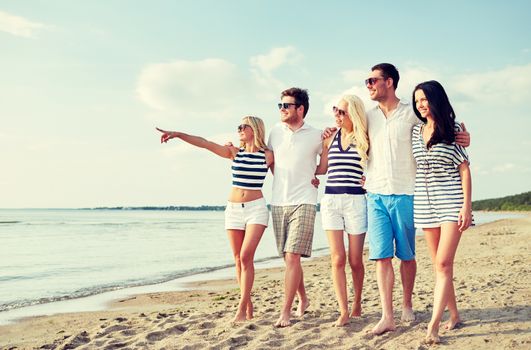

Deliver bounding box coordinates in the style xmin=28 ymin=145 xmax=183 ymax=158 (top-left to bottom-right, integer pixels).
xmin=367 ymin=193 xmax=416 ymax=261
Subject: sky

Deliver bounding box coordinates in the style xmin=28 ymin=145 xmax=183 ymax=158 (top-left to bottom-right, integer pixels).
xmin=0 ymin=0 xmax=530 ymax=208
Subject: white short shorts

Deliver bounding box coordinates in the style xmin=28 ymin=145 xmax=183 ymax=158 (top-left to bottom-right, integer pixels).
xmin=224 ymin=197 xmax=269 ymax=230
xmin=320 ymin=193 xmax=367 ymax=235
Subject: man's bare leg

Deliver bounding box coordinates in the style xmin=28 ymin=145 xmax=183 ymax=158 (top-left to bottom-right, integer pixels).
xmin=370 ymin=258 xmax=397 ymax=335
xmin=275 ymin=253 xmax=302 ymax=327
xmin=295 ymin=268 xmax=310 ymax=317
xmin=400 ymin=259 xmax=416 ymax=322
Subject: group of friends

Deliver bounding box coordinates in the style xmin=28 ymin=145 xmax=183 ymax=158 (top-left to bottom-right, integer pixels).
xmin=156 ymin=62 xmax=472 ymax=344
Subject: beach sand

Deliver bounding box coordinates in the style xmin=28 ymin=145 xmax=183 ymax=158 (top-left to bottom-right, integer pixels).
xmin=1 ymin=215 xmax=530 ymax=349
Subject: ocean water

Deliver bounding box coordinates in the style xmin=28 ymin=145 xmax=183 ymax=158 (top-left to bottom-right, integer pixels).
xmin=0 ymin=209 xmax=522 ymax=324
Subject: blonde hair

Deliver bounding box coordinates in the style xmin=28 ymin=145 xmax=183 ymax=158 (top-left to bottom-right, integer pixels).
xmin=341 ymin=95 xmax=369 ymax=165
xmin=239 ymin=116 xmax=268 ymax=150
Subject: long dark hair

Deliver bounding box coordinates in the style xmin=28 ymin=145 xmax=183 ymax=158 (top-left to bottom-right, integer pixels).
xmin=412 ymin=80 xmax=456 ymax=149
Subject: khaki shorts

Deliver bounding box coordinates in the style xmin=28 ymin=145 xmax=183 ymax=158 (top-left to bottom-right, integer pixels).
xmin=271 ymin=204 xmax=316 ymax=258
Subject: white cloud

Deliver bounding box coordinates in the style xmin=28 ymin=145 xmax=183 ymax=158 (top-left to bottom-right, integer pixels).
xmin=136 ymin=59 xmax=252 ymax=119
xmin=493 ymin=163 xmax=515 ymax=173
xmin=341 ymin=69 xmax=367 ymax=84
xmin=137 ymin=48 xmax=305 ymax=122
xmin=249 ymin=46 xmax=303 ymax=73
xmin=451 ymin=64 xmax=531 ymax=104
xmin=249 ymin=46 xmax=304 ymax=96
xmin=0 ymin=10 xmax=50 ymax=38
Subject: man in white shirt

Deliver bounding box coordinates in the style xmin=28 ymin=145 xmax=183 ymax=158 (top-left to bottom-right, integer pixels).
xmin=365 ymin=63 xmax=469 ymax=335
xmin=267 ymin=87 xmax=324 ymax=327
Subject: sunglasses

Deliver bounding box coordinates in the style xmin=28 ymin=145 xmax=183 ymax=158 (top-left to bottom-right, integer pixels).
xmin=333 ymin=106 xmax=347 ymax=116
xmin=237 ymin=124 xmax=251 ymax=132
xmin=277 ymin=102 xmax=299 ymax=110
xmin=364 ymin=77 xmax=384 ymax=86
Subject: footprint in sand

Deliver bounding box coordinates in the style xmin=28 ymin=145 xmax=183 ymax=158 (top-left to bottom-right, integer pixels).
xmin=261 ymin=332 xmax=284 ymax=346
xmin=63 ymin=330 xmax=91 ymax=348
xmin=103 ymin=340 xmax=132 ymax=349
xmin=96 ymin=324 xmax=129 ymax=338
xmin=146 ymin=325 xmax=187 ymax=342
xmin=199 ymin=321 xmax=216 ymax=329
xmin=218 ymin=335 xmax=251 ymax=348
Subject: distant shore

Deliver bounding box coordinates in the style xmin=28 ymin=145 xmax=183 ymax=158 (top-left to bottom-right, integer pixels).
xmin=1 ymin=214 xmax=530 ymax=349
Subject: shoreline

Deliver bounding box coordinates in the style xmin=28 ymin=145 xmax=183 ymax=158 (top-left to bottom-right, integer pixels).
xmin=0 ymin=240 xmax=330 ymax=327
xmin=1 ymin=211 xmax=525 ymax=323
xmin=1 ymin=215 xmax=530 ymax=349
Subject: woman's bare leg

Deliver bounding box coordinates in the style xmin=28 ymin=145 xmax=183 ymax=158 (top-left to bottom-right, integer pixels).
xmin=425 ymin=223 xmax=462 ymax=343
xmin=347 ymin=233 xmax=366 ymax=317
xmin=232 ymin=224 xmax=265 ymax=322
xmin=327 ymin=230 xmax=349 ymax=326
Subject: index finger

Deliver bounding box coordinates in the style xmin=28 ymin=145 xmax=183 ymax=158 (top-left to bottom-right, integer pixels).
xmin=460 ymin=122 xmax=467 ymax=132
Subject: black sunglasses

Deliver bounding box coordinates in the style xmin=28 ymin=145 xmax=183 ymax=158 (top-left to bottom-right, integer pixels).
xmin=237 ymin=124 xmax=251 ymax=132
xmin=364 ymin=77 xmax=385 ymax=86
xmin=333 ymin=106 xmax=347 ymax=116
xmin=277 ymin=102 xmax=299 ymax=110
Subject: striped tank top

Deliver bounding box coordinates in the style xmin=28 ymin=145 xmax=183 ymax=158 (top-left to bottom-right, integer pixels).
xmin=325 ymin=129 xmax=365 ymax=195
xmin=231 ymin=148 xmax=268 ymax=190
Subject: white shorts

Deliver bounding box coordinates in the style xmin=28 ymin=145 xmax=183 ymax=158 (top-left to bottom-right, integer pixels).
xmin=320 ymin=194 xmax=367 ymax=235
xmin=224 ymin=197 xmax=269 ymax=230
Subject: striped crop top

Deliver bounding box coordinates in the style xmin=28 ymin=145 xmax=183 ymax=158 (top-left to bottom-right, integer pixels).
xmin=231 ymin=148 xmax=268 ymax=190
xmin=325 ymin=129 xmax=365 ymax=195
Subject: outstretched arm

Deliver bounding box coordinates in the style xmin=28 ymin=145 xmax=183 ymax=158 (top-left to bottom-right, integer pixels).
xmin=156 ymin=127 xmax=237 ymax=159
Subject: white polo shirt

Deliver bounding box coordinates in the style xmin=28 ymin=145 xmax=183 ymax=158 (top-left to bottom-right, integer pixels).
xmin=364 ymin=100 xmax=420 ymax=195
xmin=267 ymin=122 xmax=323 ymax=206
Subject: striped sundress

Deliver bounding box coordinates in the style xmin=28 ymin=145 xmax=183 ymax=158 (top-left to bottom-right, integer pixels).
xmin=412 ymin=122 xmax=471 ymax=228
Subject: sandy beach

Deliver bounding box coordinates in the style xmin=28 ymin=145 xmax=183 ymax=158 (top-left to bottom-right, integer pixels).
xmin=1 ymin=215 xmax=530 ymax=350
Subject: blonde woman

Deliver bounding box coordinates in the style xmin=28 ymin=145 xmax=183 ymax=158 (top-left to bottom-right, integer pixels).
xmin=157 ymin=116 xmax=274 ymax=323
xmin=315 ymin=95 xmax=369 ymax=326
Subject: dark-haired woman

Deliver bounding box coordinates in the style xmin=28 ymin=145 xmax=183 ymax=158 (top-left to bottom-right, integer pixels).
xmin=411 ymin=80 xmax=473 ymax=344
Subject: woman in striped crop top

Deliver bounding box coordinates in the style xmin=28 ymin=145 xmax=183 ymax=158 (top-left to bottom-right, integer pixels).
xmin=412 ymin=81 xmax=472 ymax=344
xmin=156 ymin=116 xmax=274 ymax=323
xmin=315 ymin=94 xmax=370 ymax=326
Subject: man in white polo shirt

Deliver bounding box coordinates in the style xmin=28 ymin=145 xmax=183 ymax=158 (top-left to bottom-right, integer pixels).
xmin=267 ymin=87 xmax=324 ymax=327
xmin=364 ymin=63 xmax=470 ymax=335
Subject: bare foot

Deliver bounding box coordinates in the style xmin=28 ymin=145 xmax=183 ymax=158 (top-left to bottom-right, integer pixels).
xmin=274 ymin=310 xmax=291 ymax=328
xmin=350 ymin=302 xmax=362 ymax=318
xmin=295 ymin=298 xmax=310 ymax=317
xmin=369 ymin=318 xmax=396 ymax=335
xmin=444 ymin=317 xmax=462 ymax=330
xmin=334 ymin=313 xmax=349 ymax=327
xmin=232 ymin=310 xmax=247 ymax=323
xmin=424 ymin=322 xmax=440 ymax=344
xmin=401 ymin=307 xmax=415 ymax=322
xmin=246 ymin=300 xmax=254 ymax=320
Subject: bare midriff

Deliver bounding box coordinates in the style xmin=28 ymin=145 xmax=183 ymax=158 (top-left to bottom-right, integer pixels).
xmin=228 ymin=187 xmax=263 ymax=203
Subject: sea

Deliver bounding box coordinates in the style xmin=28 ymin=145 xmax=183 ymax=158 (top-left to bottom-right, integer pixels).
xmin=0 ymin=209 xmax=523 ymax=325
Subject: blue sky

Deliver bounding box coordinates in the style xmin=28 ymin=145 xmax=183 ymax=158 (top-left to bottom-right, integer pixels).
xmin=1 ymin=0 xmax=530 ymax=208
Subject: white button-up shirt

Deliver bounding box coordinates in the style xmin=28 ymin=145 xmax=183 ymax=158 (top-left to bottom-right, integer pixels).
xmin=364 ymin=100 xmax=420 ymax=195
xmin=267 ymin=122 xmax=323 ymax=206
